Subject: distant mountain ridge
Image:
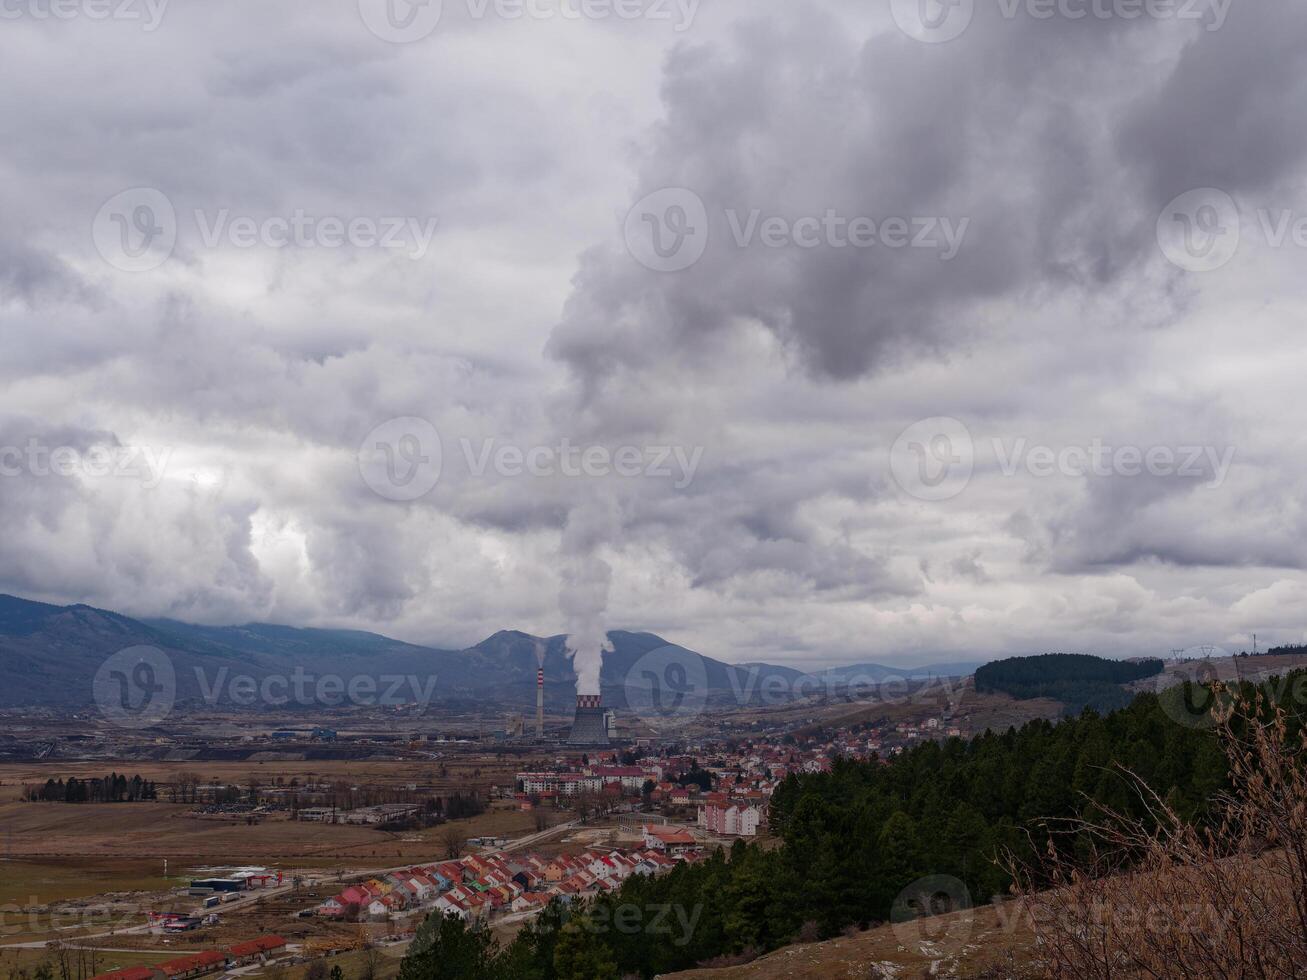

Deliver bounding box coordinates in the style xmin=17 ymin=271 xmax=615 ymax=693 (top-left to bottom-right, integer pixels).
xmin=0 ymin=593 xmax=986 ymax=710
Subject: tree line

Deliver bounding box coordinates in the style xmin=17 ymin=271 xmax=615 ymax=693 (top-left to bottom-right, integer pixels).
xmin=25 ymin=774 xmax=158 ymax=803
xmin=1266 ymin=643 xmax=1307 ymax=657
xmin=974 ymin=652 xmax=1164 ymax=713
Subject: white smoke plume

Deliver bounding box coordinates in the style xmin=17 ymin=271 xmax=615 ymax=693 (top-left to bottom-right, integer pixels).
xmin=559 ymin=494 xmax=619 ymax=696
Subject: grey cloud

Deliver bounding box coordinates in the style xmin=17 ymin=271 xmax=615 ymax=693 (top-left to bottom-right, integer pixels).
xmin=0 ymin=1 xmax=1305 ymax=667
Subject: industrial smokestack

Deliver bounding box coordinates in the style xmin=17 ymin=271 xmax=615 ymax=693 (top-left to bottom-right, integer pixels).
xmin=536 ymin=668 xmax=545 ymax=739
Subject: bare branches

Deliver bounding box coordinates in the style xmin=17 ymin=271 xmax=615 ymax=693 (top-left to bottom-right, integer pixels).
xmin=1005 ymin=689 xmax=1307 ymax=979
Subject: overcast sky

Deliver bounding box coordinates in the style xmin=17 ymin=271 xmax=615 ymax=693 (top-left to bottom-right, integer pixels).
xmin=2 ymin=0 xmax=1306 ymax=668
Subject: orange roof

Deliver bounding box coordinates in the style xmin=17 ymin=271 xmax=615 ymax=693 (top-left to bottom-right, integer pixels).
xmin=158 ymin=952 xmax=228 ymax=977
xmin=228 ymin=935 xmax=286 ymax=957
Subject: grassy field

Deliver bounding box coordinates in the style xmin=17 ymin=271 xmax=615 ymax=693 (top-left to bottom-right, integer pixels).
xmin=0 ymin=947 xmax=182 ymax=978
xmin=0 ymin=944 xmax=405 ymax=980
xmin=0 ymin=858 xmax=172 ymax=907
xmin=0 ymin=757 xmax=524 ymax=805
xmin=0 ymin=753 xmax=540 ymax=865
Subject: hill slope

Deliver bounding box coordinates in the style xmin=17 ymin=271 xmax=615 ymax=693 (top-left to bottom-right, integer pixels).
xmin=667 ymin=902 xmax=1037 ymax=978
xmin=975 ymin=652 xmax=1164 ymax=713
xmin=0 ymin=594 xmax=844 ymax=711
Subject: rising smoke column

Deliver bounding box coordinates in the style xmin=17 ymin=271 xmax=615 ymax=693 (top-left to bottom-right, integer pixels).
xmin=558 ymin=494 xmax=619 ymax=695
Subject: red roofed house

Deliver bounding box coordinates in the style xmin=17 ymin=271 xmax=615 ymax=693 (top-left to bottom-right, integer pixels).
xmin=643 ymin=824 xmax=698 ymax=855
xmin=91 ymin=968 xmax=160 ymax=980
xmin=228 ymin=936 xmax=287 ymax=965
xmin=157 ymin=952 xmax=229 ymax=980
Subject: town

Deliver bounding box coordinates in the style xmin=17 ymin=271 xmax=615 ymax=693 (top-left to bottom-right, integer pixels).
xmin=0 ymin=693 xmax=1007 ymax=980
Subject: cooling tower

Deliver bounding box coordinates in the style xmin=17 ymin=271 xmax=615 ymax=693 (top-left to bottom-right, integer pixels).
xmin=568 ymin=694 xmax=611 ymax=746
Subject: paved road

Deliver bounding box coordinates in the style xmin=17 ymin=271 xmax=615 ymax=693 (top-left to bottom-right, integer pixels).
xmin=501 ymin=818 xmax=581 ymax=853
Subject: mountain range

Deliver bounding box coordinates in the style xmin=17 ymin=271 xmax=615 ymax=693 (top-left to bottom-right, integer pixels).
xmin=0 ymin=593 xmax=986 ymax=711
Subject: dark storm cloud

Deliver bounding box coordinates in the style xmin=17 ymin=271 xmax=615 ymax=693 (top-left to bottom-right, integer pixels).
xmin=1120 ymin=0 xmax=1307 ymax=200
xmin=548 ymin=4 xmax=1217 ymax=388
xmin=1 ymin=1 xmax=1305 ymax=663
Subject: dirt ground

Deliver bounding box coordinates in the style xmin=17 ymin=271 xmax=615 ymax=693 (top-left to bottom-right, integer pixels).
xmin=668 ymin=901 xmax=1040 ymax=979
xmin=0 ymin=798 xmax=563 ymax=866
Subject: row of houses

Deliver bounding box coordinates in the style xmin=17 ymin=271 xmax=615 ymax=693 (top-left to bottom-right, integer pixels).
xmin=90 ymin=936 xmax=288 ymax=980
xmin=318 ymin=842 xmax=690 ymax=924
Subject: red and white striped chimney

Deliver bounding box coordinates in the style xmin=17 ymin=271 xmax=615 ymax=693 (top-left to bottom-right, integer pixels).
xmin=536 ymin=668 xmax=545 ymax=738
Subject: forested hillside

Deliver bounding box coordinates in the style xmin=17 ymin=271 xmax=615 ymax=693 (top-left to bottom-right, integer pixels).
xmin=974 ymin=653 xmax=1164 ymax=713
xmin=396 ymin=674 xmax=1291 ymax=979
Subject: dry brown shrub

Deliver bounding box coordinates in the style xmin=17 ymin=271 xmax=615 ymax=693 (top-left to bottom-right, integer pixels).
xmin=695 ymin=947 xmax=760 ymax=968
xmin=1007 ymin=688 xmax=1307 ymax=978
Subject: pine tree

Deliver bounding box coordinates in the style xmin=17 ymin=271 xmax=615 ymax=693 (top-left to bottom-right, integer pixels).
xmin=552 ymin=921 xmax=617 ymax=980
xmin=398 ymin=913 xmax=498 ymax=980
